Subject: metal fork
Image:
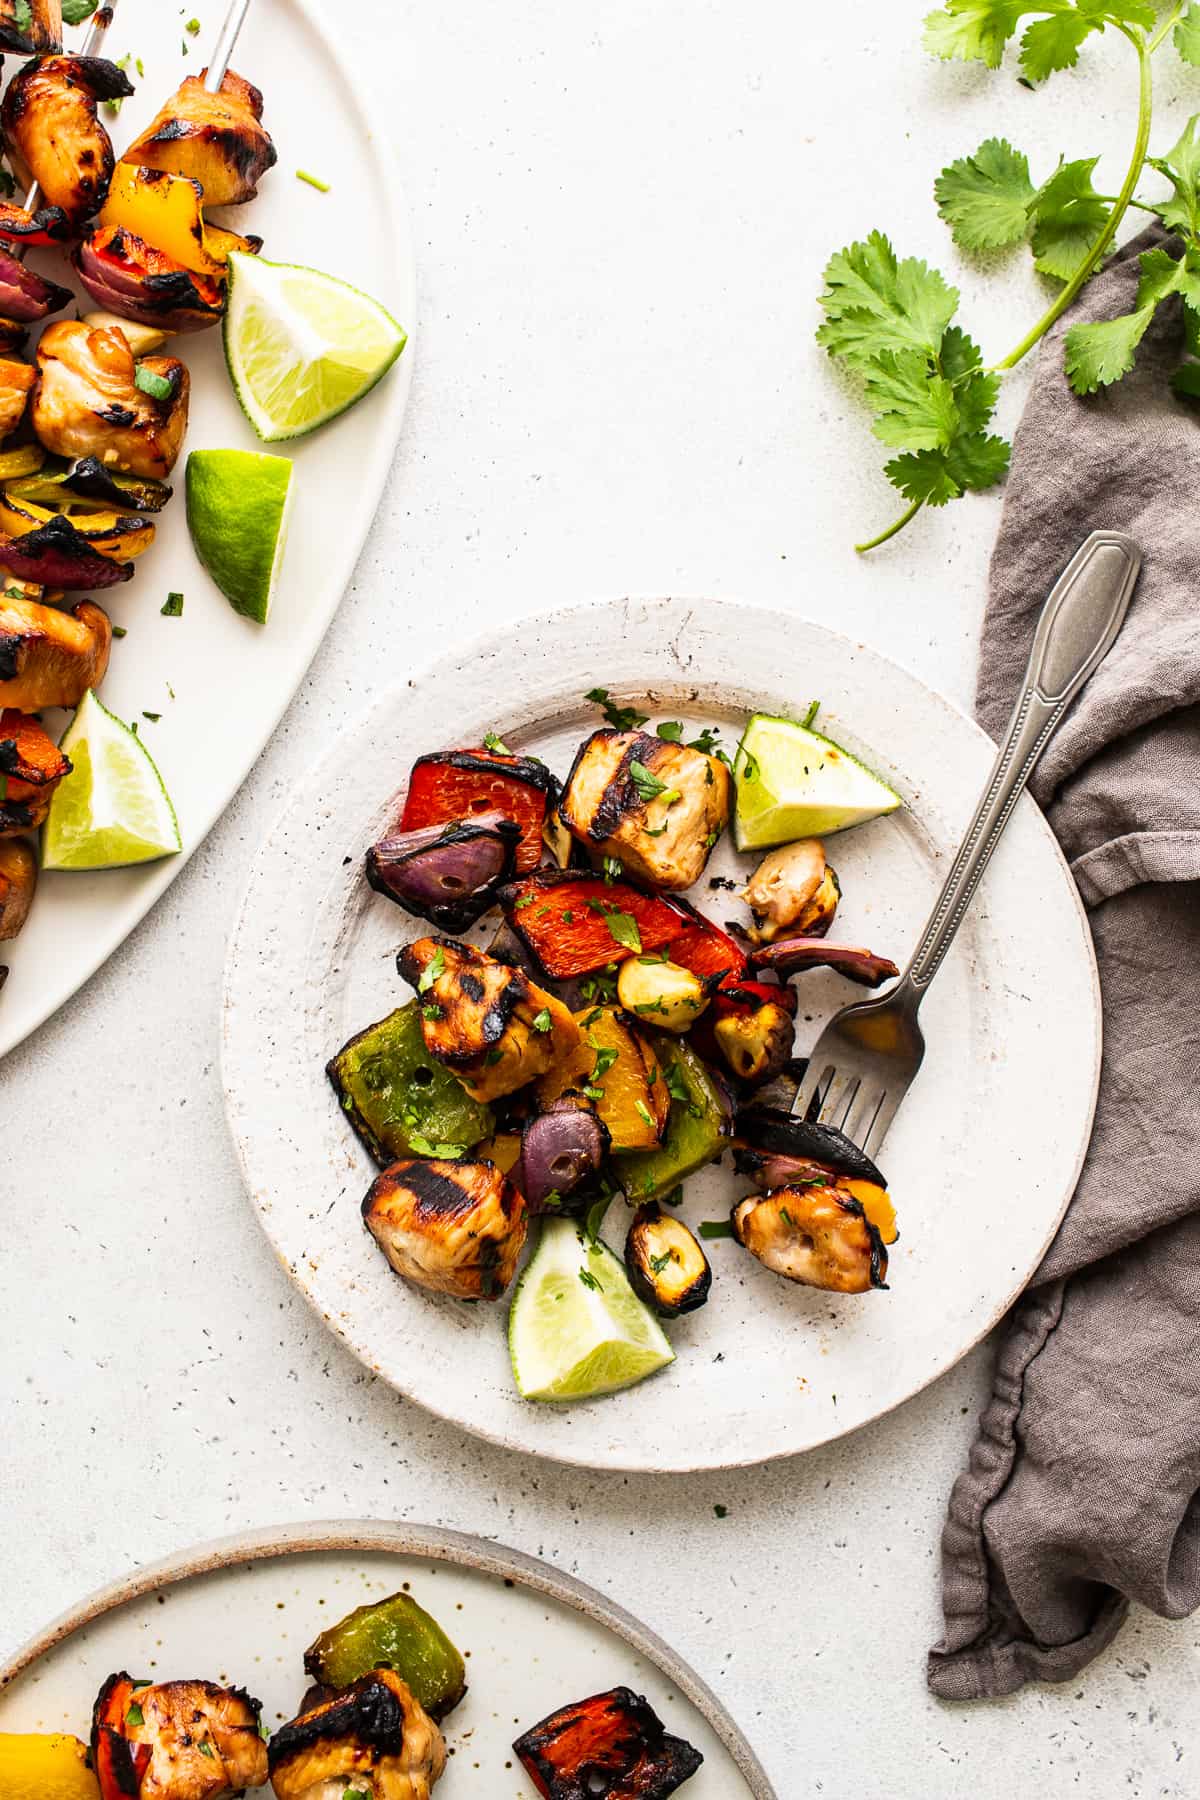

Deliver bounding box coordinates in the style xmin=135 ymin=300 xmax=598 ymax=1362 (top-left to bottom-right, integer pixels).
xmin=792 ymin=529 xmax=1141 ymax=1161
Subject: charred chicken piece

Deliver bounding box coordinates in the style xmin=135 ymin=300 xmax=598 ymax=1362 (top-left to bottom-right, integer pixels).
xmin=0 ymin=835 xmax=36 ymax=939
xmin=269 ymin=1666 xmax=446 ymax=1800
xmin=742 ymin=837 xmax=840 ymax=943
xmin=0 ymin=594 xmax=110 ymax=710
xmin=0 ymin=708 xmax=69 ymax=833
xmin=733 ymin=1183 xmax=887 ymax=1293
xmin=397 ymin=935 xmax=581 ymax=1103
xmin=123 ymin=70 xmax=277 ymax=206
xmin=363 ymin=1157 xmax=528 ymax=1300
xmin=3 ymin=56 xmax=134 ymax=229
xmin=559 ymin=728 xmax=730 ymax=890
xmin=625 ymin=1204 xmax=711 ymax=1318
xmin=34 ymin=320 xmax=190 ymax=481
xmin=0 ymin=356 xmax=34 ymax=440
xmin=92 ymin=1672 xmax=268 ymax=1800
xmin=514 ymin=1686 xmax=703 ymax=1800
xmin=709 ymin=979 xmax=797 ymax=1086
xmin=733 ymin=1147 xmax=899 ymax=1246
xmin=0 ymin=0 xmax=61 ymax=55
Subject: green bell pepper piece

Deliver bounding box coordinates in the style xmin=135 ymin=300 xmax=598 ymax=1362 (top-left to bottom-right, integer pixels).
xmin=304 ymin=1590 xmax=467 ymax=1719
xmin=327 ymin=1000 xmax=494 ymax=1167
xmin=614 ymin=1036 xmax=732 ymax=1202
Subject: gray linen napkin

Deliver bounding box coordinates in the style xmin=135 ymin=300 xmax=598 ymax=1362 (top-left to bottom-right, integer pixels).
xmin=927 ymin=225 xmax=1200 ymax=1700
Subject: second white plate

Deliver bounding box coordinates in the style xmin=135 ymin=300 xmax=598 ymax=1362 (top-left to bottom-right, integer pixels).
xmin=222 ymin=597 xmax=1100 ymax=1472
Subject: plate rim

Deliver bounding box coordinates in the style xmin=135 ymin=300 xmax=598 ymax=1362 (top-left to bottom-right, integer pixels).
xmin=0 ymin=1517 xmax=779 ymax=1800
xmin=0 ymin=0 xmax=418 ymax=1060
xmin=221 ymin=594 xmax=1103 ymax=1472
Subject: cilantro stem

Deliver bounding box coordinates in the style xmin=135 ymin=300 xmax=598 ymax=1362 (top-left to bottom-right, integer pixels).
xmin=990 ymin=29 xmax=1155 ymax=373
xmin=855 ymin=496 xmax=924 ymax=553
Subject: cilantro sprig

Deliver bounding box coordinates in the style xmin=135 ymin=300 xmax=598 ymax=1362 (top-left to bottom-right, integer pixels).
xmin=821 ymin=0 xmax=1200 ymax=550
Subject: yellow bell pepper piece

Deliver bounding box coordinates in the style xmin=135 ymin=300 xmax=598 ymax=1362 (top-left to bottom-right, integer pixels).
xmin=842 ymin=1178 xmax=898 ymax=1245
xmin=0 ymin=1732 xmax=100 ymax=1799
xmin=99 ymin=165 xmax=258 ymax=281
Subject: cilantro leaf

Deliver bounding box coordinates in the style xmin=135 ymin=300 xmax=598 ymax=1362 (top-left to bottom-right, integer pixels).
xmin=1170 ymin=358 xmax=1200 ymax=398
xmin=863 ymin=352 xmax=961 ymax=451
xmin=884 ymin=433 xmax=1011 ymax=505
xmin=817 ymin=232 xmax=959 ymax=366
xmin=1175 ymin=3 xmax=1200 ymax=66
xmin=1064 ymin=244 xmax=1197 ymax=394
xmin=934 ymin=138 xmax=1035 ymax=250
xmin=585 ymin=687 xmax=647 ymax=731
xmin=62 ymin=0 xmax=100 ymax=20
xmin=1148 ymin=115 xmax=1200 ymax=239
xmin=1029 ymin=157 xmax=1111 ymax=281
xmin=603 ymin=908 xmax=642 ymax=953
xmin=922 ymin=1 xmax=1027 ymax=69
xmin=1019 ymin=11 xmax=1098 ymax=84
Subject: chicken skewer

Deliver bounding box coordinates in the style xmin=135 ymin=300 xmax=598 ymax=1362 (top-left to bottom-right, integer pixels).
xmin=9 ymin=0 xmax=119 ymax=234
xmin=206 ymin=0 xmax=255 ymax=92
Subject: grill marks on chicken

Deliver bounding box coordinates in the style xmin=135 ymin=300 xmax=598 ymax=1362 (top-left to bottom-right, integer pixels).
xmin=398 ymin=935 xmax=581 ymax=1103
xmin=559 ymin=729 xmax=730 ymax=890
xmin=363 ymin=1157 xmax=529 ymax=1300
xmin=34 ymin=320 xmax=190 ymax=480
xmin=0 ymin=0 xmax=61 ymax=55
xmin=0 ymin=707 xmax=69 ymax=831
xmin=123 ymin=70 xmax=277 ymax=207
xmin=269 ymin=1668 xmax=446 ymax=1800
xmin=92 ymin=1673 xmax=269 ymax=1800
xmin=0 ymin=594 xmax=110 ymax=710
xmin=2 ymin=55 xmax=134 ymax=228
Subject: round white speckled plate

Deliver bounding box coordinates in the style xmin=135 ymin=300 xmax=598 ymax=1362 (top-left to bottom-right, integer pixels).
xmin=221 ymin=598 xmax=1101 ymax=1472
xmin=0 ymin=1520 xmax=775 ymax=1796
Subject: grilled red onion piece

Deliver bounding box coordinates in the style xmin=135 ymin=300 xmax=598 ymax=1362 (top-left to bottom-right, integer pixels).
xmin=0 ymin=249 xmax=71 ymax=322
xmin=0 ymin=516 xmax=133 ymax=589
xmin=735 ymin=1104 xmax=887 ymax=1188
xmin=74 ymin=232 xmax=224 ymax=334
xmin=519 ymin=1100 xmax=608 ymax=1213
xmin=366 ymin=812 xmax=520 ymax=932
xmin=751 ymin=936 xmax=900 ymax=987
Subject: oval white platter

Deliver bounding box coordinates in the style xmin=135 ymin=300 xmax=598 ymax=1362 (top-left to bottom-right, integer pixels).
xmin=223 ymin=597 xmax=1101 ymax=1473
xmin=0 ymin=1520 xmax=776 ymax=1797
xmin=0 ymin=0 xmax=416 ymax=1057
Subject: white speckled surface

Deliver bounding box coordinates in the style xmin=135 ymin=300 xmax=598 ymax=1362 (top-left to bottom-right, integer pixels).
xmin=4 ymin=2 xmax=1200 ymax=1794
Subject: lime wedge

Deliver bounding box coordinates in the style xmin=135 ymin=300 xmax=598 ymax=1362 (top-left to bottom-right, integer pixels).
xmin=42 ymin=690 xmax=181 ymax=870
xmin=509 ymin=1218 xmax=674 ymax=1402
xmin=733 ymin=712 xmax=902 ymax=851
xmin=223 ymin=251 xmax=407 ymax=442
xmin=186 ymin=449 xmax=293 ymax=623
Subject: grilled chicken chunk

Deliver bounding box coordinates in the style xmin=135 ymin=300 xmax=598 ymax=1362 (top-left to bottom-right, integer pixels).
xmin=398 ymin=935 xmax=581 ymax=1103
xmin=363 ymin=1157 xmax=528 ymax=1300
xmin=0 ymin=835 xmax=36 ymax=939
xmin=34 ymin=320 xmax=190 ymax=480
xmin=0 ymin=0 xmax=61 ymax=54
xmin=2 ymin=56 xmax=134 ymax=228
xmin=0 ymin=594 xmax=110 ymax=710
xmin=123 ymin=70 xmax=277 ymax=206
xmin=733 ymin=1183 xmax=887 ymax=1293
xmin=92 ymin=1673 xmax=268 ymax=1800
xmin=0 ymin=708 xmax=69 ymax=832
xmin=0 ymin=356 xmax=34 ymax=439
xmin=560 ymin=729 xmax=730 ymax=891
xmin=269 ymin=1667 xmax=446 ymax=1800
xmin=742 ymin=838 xmax=840 ymax=944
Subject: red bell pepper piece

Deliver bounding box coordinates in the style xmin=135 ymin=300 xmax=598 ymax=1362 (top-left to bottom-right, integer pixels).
xmin=498 ymin=870 xmax=680 ymax=978
xmin=0 ymin=200 xmax=72 ymax=247
xmin=92 ymin=1673 xmax=152 ymax=1800
xmin=513 ymin=1685 xmax=703 ymax=1799
xmin=662 ymin=898 xmax=748 ymax=988
xmin=400 ymin=749 xmax=557 ymax=875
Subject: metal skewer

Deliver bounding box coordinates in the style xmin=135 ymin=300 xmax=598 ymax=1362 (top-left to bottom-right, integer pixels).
xmin=206 ymin=0 xmax=254 ymax=91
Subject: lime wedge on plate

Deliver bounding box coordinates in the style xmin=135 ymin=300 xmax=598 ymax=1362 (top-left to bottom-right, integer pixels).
xmin=224 ymin=251 xmax=407 ymax=442
xmin=42 ymin=690 xmax=180 ymax=870
xmin=509 ymin=1217 xmax=674 ymax=1402
xmin=733 ymin=711 xmax=902 ymax=851
xmin=186 ymin=449 xmax=293 ymax=623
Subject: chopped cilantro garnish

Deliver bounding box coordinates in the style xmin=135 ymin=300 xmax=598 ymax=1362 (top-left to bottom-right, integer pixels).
xmin=578 ymin=1267 xmax=603 ymax=1292
xmin=198 ymin=1743 xmax=215 ymax=1759
xmin=649 ymin=1250 xmax=675 ymax=1274
xmin=125 ymin=1703 xmax=144 ymax=1728
xmin=601 ymin=855 xmax=623 ymax=884
xmin=634 ymin=1099 xmax=655 ymax=1128
xmin=531 ymin=1007 xmax=553 ymax=1033
xmin=514 ymin=894 xmax=535 ymax=909
xmin=62 ymin=0 xmax=100 ymax=22
xmin=483 ymin=729 xmax=512 ymax=754
xmin=802 ymin=699 xmax=821 ymax=729
xmin=417 ymin=946 xmax=445 ymax=993
xmin=655 ymin=719 xmax=684 ymax=741
xmin=297 ymin=169 xmax=331 ymax=193
xmin=603 ymin=908 xmax=642 ymax=954
xmin=134 ymin=365 xmax=172 ymax=401
xmin=585 ymin=686 xmax=647 ymax=731
xmin=408 ymin=1135 xmax=466 ymax=1159
xmin=699 ymin=1220 xmax=735 ymax=1240
xmin=714 ymin=1503 xmax=729 ymax=1518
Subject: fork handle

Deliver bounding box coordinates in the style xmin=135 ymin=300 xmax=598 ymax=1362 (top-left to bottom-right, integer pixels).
xmin=901 ymin=529 xmax=1141 ymax=997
